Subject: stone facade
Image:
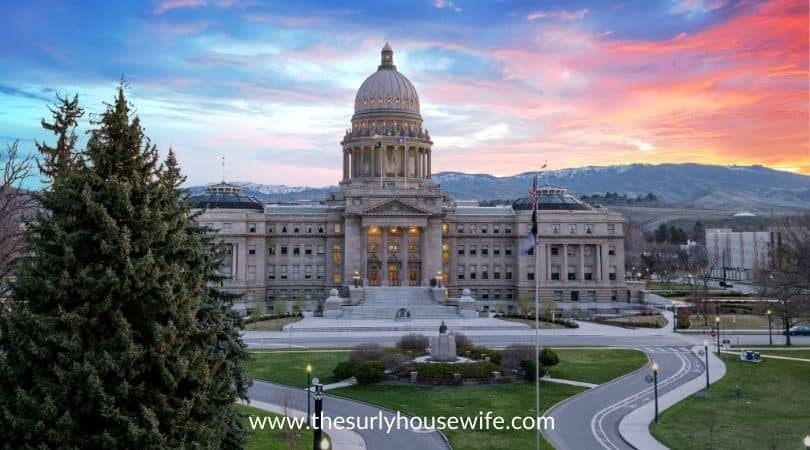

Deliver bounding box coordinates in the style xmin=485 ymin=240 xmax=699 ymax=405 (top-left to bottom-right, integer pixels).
xmin=192 ymin=43 xmax=631 ymax=318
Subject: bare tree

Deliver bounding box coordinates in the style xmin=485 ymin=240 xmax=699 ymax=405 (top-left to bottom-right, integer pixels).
xmin=0 ymin=141 xmax=36 ymax=304
xmin=644 ymin=243 xmax=682 ymax=288
xmin=679 ymin=244 xmax=720 ymax=325
xmin=767 ymin=211 xmax=810 ymax=346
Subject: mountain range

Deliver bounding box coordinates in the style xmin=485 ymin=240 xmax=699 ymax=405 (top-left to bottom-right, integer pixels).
xmin=189 ymin=163 xmax=810 ymax=212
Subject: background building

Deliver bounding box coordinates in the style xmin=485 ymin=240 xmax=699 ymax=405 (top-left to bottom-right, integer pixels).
xmin=706 ymin=228 xmax=772 ymax=281
xmin=192 ymin=43 xmax=631 ymax=319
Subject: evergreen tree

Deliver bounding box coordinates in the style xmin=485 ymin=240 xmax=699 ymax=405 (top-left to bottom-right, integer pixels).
xmin=0 ymin=86 xmax=249 ymax=449
xmin=36 ymin=93 xmax=84 ymax=181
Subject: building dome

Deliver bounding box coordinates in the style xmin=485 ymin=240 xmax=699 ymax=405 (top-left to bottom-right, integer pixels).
xmin=354 ymin=42 xmax=420 ymax=116
xmin=190 ymin=182 xmax=264 ymax=211
xmin=512 ymin=185 xmax=593 ymax=211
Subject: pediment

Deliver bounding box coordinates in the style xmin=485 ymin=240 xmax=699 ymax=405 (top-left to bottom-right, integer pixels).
xmin=362 ymin=199 xmax=429 ymax=216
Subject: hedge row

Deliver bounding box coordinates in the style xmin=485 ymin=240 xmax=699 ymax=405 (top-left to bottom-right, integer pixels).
xmin=409 ymin=361 xmax=499 ymax=383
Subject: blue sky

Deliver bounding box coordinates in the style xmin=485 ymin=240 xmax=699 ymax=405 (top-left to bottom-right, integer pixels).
xmin=1 ymin=0 xmax=807 ymax=187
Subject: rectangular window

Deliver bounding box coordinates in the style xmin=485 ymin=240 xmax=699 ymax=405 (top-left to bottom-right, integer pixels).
xmin=280 ymin=265 xmax=288 ymax=280
xmin=551 ymin=246 xmax=559 ymax=256
xmin=457 ymin=224 xmax=464 ymax=234
xmin=584 ymin=246 xmax=592 ymax=257
xmin=505 ymin=264 xmax=513 ymax=280
xmin=293 ymin=224 xmax=300 ymax=233
xmin=267 ymin=265 xmax=275 ymax=280
xmin=305 ymin=245 xmax=312 ymax=255
xmin=554 ymin=291 xmax=563 ymax=302
xmin=269 ymin=245 xmax=277 ymax=256
xmin=267 ymin=289 xmax=275 ymax=302
xmin=292 ymin=265 xmax=300 ymax=280
xmin=611 ymin=290 xmax=618 ymax=302
xmin=268 ymin=224 xmax=275 ymax=234
xmin=247 ymin=265 xmax=256 ymax=281
xmin=317 ymin=244 xmax=324 ymax=255
xmin=293 ymin=245 xmax=301 ymax=256
xmin=469 ymin=264 xmax=476 ymax=279
xmin=457 ymin=264 xmax=465 ymax=280
xmin=609 ymin=266 xmax=617 ymax=281
xmin=505 ymin=245 xmax=513 ymax=256
xmin=334 ymin=223 xmax=342 ymax=233
xmin=481 ymin=290 xmax=488 ymax=300
xmin=504 ymin=225 xmax=512 ymax=234
xmin=248 ymin=222 xmax=257 ymax=233
xmin=222 ymin=223 xmax=231 ymax=232
xmin=567 ymin=246 xmax=575 ymax=257
xmin=586 ymin=224 xmax=594 ymax=234
xmin=584 ymin=265 xmax=593 ymax=281
xmin=607 ymin=224 xmax=616 ymax=235
xmin=608 ymin=245 xmax=615 ymax=256
xmin=457 ymin=244 xmax=465 ymax=256
xmin=588 ymin=291 xmax=597 ymax=301
xmin=551 ymin=265 xmax=560 ymax=281
xmin=318 ymin=225 xmax=324 ymax=234
xmin=469 ymin=224 xmax=477 ymax=234
xmin=305 ymin=265 xmax=312 ymax=280
xmin=442 ymin=223 xmax=449 ymax=234
xmin=568 ymin=265 xmax=577 ymax=280
xmin=317 ymin=265 xmax=324 ymax=280
xmin=571 ymin=291 xmax=579 ymax=302
xmin=481 ymin=245 xmax=489 ymax=256
xmin=493 ymin=245 xmax=501 ymax=256
xmin=552 ymin=223 xmax=560 ymax=234
xmin=481 ymin=225 xmax=488 ymax=234
xmin=442 ymin=243 xmax=449 ymax=264
xmin=248 ymin=245 xmax=256 ymax=256
xmin=494 ymin=289 xmax=501 ymax=300
xmin=481 ymin=264 xmax=489 ymax=280
xmin=333 ymin=244 xmax=342 ymax=263
xmin=387 ymin=243 xmax=399 ymax=253
xmin=333 ymin=272 xmax=342 ymax=283
xmin=494 ymin=264 xmax=501 ymax=279
xmin=281 ymin=244 xmax=288 ymax=255
xmin=306 ymin=224 xmax=314 ymax=234
xmin=527 ymin=265 xmax=535 ymax=281
xmin=469 ymin=245 xmax=477 ymax=256
xmin=569 ymin=224 xmax=577 ymax=234
xmin=493 ymin=224 xmax=500 ymax=234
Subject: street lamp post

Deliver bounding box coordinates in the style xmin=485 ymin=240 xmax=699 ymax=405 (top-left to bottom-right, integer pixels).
xmin=306 ymin=364 xmax=313 ymax=426
xmin=353 ymin=270 xmax=360 ymax=288
xmin=803 ymin=434 xmax=810 ymax=449
xmin=436 ymin=271 xmax=443 ymax=288
xmin=766 ymin=309 xmax=773 ymax=346
xmin=715 ymin=316 xmax=721 ymax=354
xmin=313 ymin=379 xmax=324 ymax=450
xmin=703 ymin=340 xmax=710 ymax=390
xmin=652 ymin=362 xmax=660 ymax=423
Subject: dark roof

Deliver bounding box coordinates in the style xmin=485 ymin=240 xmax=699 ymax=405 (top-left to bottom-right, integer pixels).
xmin=190 ymin=182 xmax=264 ymax=211
xmin=512 ymin=185 xmax=593 ymax=211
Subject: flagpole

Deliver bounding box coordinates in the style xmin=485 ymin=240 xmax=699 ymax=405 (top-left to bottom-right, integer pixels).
xmin=533 ymin=173 xmax=540 ymax=450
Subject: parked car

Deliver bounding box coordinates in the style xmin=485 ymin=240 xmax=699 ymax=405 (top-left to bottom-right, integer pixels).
xmin=784 ymin=326 xmax=810 ymax=336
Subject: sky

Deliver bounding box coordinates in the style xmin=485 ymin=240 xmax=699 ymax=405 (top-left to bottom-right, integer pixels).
xmin=1 ymin=0 xmax=808 ymax=187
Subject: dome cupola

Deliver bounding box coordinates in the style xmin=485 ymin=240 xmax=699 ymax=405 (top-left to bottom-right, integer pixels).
xmin=354 ymin=42 xmax=420 ymax=117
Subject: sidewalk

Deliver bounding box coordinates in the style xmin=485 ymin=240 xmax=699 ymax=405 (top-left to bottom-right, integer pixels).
xmin=541 ymin=376 xmax=598 ymax=389
xmin=618 ymin=345 xmax=726 ymax=450
xmin=240 ymin=399 xmax=366 ymax=450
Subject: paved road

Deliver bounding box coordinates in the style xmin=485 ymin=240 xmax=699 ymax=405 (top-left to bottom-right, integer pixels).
xmin=248 ymin=380 xmax=450 ymax=450
xmin=544 ymin=346 xmax=704 ymax=450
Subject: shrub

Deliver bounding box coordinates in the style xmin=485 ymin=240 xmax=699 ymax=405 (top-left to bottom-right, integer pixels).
xmin=501 ymin=345 xmax=534 ymax=372
xmin=397 ymin=333 xmax=429 ymax=354
xmin=353 ymin=360 xmax=385 ymax=384
xmin=333 ymin=361 xmax=356 ymax=380
xmin=381 ymin=352 xmax=410 ymax=373
xmin=410 ymin=361 xmax=498 ymax=383
xmin=520 ymin=360 xmax=536 ymax=381
xmin=452 ymin=332 xmax=474 ymax=355
xmin=467 ymin=347 xmax=501 ymax=365
xmin=349 ymin=343 xmax=385 ymax=364
xmin=539 ymin=347 xmax=560 ymax=368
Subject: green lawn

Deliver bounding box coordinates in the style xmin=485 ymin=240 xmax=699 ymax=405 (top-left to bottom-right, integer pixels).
xmin=247 ymin=350 xmax=350 ymax=387
xmin=499 ymin=317 xmax=566 ymax=329
xmin=237 ymin=404 xmax=330 ymax=450
xmin=688 ymin=314 xmax=773 ymax=330
xmin=549 ymin=349 xmax=648 ymax=384
xmin=650 ymin=355 xmax=810 ymax=450
xmin=245 ymin=316 xmax=303 ymax=331
xmin=601 ymin=314 xmax=668 ymax=329
xmin=729 ymin=349 xmax=810 ymax=360
xmin=330 ymin=382 xmax=581 ymax=450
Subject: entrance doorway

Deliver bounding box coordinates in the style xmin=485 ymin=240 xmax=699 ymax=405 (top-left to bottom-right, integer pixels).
xmin=387 ymin=263 xmax=401 ymax=286
xmin=368 ymin=263 xmax=380 ymax=286
xmin=408 ymin=263 xmax=420 ymax=286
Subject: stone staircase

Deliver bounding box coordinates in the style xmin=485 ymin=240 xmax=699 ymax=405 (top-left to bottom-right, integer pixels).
xmin=339 ymin=287 xmax=461 ymax=320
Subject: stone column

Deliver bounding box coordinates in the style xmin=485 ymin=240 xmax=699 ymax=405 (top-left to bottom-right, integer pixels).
xmin=562 ymin=244 xmax=568 ymax=283
xmin=424 ymin=219 xmax=442 ymax=287
xmin=546 ymin=244 xmax=552 ymax=280
xmin=361 ymin=226 xmax=368 ymax=285
xmin=537 ymin=243 xmax=547 ymax=281
xmin=601 ymin=243 xmax=609 ymax=282
xmin=427 ymin=149 xmax=431 ymax=178
xmin=595 ymin=244 xmax=602 ymax=282
xmin=579 ymin=244 xmax=585 ymax=281
xmin=343 ymin=217 xmax=361 ymax=285
xmin=402 ymin=229 xmax=409 ymax=285
xmin=381 ymin=227 xmax=389 ymax=286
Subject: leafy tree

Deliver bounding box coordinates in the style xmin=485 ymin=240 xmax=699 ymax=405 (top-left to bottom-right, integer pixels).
xmin=0 ymin=86 xmax=249 ymax=448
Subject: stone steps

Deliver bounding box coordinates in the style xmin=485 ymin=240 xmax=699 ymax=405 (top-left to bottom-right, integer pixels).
xmin=339 ymin=287 xmax=461 ymax=319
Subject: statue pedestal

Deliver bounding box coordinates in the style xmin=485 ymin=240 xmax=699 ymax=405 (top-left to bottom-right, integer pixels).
xmin=323 ymin=288 xmax=343 ymax=319
xmin=429 ymin=334 xmax=457 ymax=362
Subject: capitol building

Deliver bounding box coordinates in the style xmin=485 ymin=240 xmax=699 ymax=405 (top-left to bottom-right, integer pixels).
xmin=192 ymin=43 xmax=634 ymax=319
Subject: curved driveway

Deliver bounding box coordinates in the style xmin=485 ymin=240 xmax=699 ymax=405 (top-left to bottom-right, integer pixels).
xmin=248 ymin=380 xmax=450 ymax=450
xmin=544 ymin=346 xmax=704 ymax=450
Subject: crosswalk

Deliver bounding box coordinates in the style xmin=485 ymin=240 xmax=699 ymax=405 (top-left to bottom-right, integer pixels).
xmin=638 ymin=346 xmax=693 ymax=353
